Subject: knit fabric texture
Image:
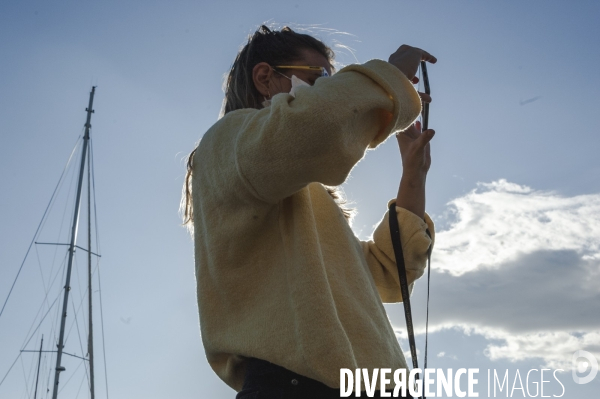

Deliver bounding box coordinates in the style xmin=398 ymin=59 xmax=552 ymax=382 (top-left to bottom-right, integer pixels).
xmin=191 ymin=59 xmax=435 ymax=391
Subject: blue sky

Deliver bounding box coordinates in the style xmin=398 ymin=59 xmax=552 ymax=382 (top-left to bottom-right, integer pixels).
xmin=1 ymin=1 xmax=599 ymax=398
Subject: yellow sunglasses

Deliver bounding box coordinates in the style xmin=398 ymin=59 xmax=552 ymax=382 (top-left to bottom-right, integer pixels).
xmin=273 ymin=65 xmax=330 ymax=77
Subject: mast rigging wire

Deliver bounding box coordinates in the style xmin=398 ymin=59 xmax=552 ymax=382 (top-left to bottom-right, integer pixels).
xmin=69 ymin=294 xmax=91 ymax=391
xmin=56 ymin=357 xmax=84 ymax=395
xmin=0 ymin=137 xmax=81 ymax=322
xmin=19 ymin=355 xmax=31 ymax=399
xmin=0 ymin=291 xmax=62 ymax=389
xmin=19 ymin=252 xmax=68 ymax=351
xmin=91 ymin=137 xmax=110 ymax=399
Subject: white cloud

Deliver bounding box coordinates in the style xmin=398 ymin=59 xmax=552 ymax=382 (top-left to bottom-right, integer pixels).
xmin=432 ymin=179 xmax=600 ymax=275
xmin=388 ymin=180 xmax=600 ymax=368
xmin=435 ymin=351 xmax=458 ymax=360
xmin=481 ymin=329 xmax=600 ymax=370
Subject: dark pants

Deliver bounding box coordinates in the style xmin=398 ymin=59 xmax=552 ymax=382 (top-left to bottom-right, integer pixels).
xmin=236 ymin=358 xmax=413 ymax=399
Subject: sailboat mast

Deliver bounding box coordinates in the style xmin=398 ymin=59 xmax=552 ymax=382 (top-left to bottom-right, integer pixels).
xmin=33 ymin=335 xmax=43 ymax=399
xmin=51 ymin=86 xmax=96 ymax=399
xmin=87 ymin=136 xmax=95 ymax=399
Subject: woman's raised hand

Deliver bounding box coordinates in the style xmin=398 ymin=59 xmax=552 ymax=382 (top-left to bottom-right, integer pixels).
xmin=394 ymin=120 xmax=434 ymax=219
xmin=388 ymin=44 xmax=436 ymax=84
xmin=389 ymin=44 xmax=436 ymax=176
xmin=389 ymin=45 xmax=436 ymax=218
xmin=396 ymin=120 xmax=433 ymax=178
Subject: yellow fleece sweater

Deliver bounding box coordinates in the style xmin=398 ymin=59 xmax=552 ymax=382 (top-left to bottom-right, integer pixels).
xmin=191 ymin=59 xmax=435 ymax=391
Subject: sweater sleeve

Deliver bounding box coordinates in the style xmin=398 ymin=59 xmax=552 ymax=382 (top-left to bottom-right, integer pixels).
xmin=359 ymin=200 xmax=435 ymax=303
xmin=231 ymin=59 xmax=422 ymax=203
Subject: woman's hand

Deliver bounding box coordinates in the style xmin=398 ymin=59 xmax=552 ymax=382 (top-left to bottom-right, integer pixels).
xmin=388 ymin=45 xmax=437 ymax=84
xmin=395 ymin=120 xmax=435 ymax=219
xmin=396 ymin=120 xmax=434 ymax=178
xmin=389 ymin=45 xmax=436 ymax=218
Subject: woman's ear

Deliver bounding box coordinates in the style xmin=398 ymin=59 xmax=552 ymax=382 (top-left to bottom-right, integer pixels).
xmin=252 ymin=62 xmax=273 ymax=98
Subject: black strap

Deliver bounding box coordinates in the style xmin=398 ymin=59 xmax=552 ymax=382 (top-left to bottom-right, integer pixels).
xmin=388 ymin=202 xmax=432 ymax=399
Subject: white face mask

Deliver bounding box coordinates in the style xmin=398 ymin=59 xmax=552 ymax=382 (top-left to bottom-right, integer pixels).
xmin=289 ymin=75 xmax=311 ymax=97
xmin=261 ymin=74 xmax=311 ymax=108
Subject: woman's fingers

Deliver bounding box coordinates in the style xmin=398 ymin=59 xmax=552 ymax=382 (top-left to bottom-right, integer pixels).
xmin=418 ymin=92 xmax=432 ymax=103
xmin=396 ymin=124 xmax=434 ymax=175
xmin=396 ymin=124 xmax=434 ymax=149
xmin=396 ymin=122 xmax=420 ymax=141
xmin=396 ymin=122 xmax=436 ymax=149
xmin=418 ymin=129 xmax=436 ymax=148
xmin=389 ymin=45 xmax=436 ymax=81
xmin=421 ymin=50 xmax=437 ymax=64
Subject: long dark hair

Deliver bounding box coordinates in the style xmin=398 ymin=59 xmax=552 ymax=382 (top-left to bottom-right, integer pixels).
xmin=182 ymin=25 xmax=353 ymax=232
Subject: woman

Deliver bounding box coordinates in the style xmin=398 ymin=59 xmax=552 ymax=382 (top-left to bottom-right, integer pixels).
xmin=182 ymin=25 xmax=436 ymax=398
